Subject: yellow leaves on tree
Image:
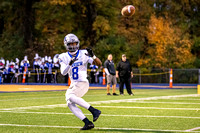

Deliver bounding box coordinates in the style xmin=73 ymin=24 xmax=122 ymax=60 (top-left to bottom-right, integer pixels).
xmin=93 ymin=16 xmax=111 ymax=38
xmin=49 ymin=0 xmax=77 ymax=5
xmin=137 ymin=15 xmax=194 ymax=68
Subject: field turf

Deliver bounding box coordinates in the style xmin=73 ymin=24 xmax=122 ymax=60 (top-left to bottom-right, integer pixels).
xmin=0 ymin=88 xmax=200 ymax=133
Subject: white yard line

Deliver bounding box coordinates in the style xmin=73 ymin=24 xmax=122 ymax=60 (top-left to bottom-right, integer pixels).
xmin=127 ymin=101 xmax=200 ymax=105
xmin=0 ymin=111 xmax=200 ymax=119
xmin=170 ymin=97 xmax=200 ymax=101
xmin=3 ymin=104 xmax=197 ymax=111
xmin=88 ymin=94 xmax=199 ymax=104
xmin=0 ymin=104 xmax=66 ymax=111
xmin=185 ymin=127 xmax=200 ymax=132
xmin=2 ymin=104 xmax=200 ymax=111
xmin=0 ymin=96 xmax=63 ymax=102
xmin=0 ymin=94 xmax=107 ymax=102
xmin=95 ymin=106 xmax=200 ymax=111
xmin=0 ymin=94 xmax=198 ymax=111
xmin=0 ymin=123 xmax=199 ymax=132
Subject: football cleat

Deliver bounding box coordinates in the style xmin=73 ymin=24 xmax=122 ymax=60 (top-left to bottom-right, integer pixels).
xmin=93 ymin=109 xmax=101 ymax=122
xmin=80 ymin=121 xmax=94 ymax=130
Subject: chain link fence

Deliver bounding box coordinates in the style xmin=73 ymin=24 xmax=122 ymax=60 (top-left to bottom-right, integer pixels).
xmin=131 ymin=68 xmax=199 ymax=84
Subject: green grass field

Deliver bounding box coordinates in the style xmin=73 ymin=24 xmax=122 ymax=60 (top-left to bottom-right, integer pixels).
xmin=0 ymin=88 xmax=200 ymax=133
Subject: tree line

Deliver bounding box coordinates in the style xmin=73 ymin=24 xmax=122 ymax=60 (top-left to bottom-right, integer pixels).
xmin=1 ymin=0 xmax=200 ymax=70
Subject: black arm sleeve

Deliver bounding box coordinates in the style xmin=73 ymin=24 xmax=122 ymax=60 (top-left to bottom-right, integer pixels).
xmin=104 ymin=60 xmax=108 ymax=68
xmin=129 ymin=61 xmax=132 ymax=72
xmin=116 ymin=62 xmax=120 ymax=71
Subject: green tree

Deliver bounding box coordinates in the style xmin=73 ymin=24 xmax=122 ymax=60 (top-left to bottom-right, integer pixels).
xmin=0 ymin=0 xmax=35 ymax=60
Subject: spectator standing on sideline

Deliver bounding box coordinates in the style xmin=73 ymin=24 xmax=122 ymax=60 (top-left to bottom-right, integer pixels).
xmin=0 ymin=58 xmax=5 ymax=83
xmin=89 ymin=64 xmax=98 ymax=83
xmin=0 ymin=57 xmax=5 ymax=71
xmin=96 ymin=66 xmax=103 ymax=84
xmin=104 ymin=54 xmax=118 ymax=96
xmin=116 ymin=54 xmax=134 ymax=96
xmin=40 ymin=58 xmax=45 ymax=83
xmin=7 ymin=61 xmax=15 ymax=83
xmin=15 ymin=58 xmax=20 ymax=83
xmin=3 ymin=60 xmax=9 ymax=83
xmin=44 ymin=56 xmax=53 ymax=83
xmin=20 ymin=56 xmax=30 ymax=83
xmin=53 ymin=54 xmax=60 ymax=83
xmin=33 ymin=53 xmax=41 ymax=83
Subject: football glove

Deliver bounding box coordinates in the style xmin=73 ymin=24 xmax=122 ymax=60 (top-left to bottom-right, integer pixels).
xmin=85 ymin=47 xmax=94 ymax=57
xmin=69 ymin=57 xmax=78 ymax=66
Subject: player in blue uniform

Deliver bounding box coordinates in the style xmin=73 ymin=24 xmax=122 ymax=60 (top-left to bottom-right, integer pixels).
xmin=59 ymin=33 xmax=102 ymax=130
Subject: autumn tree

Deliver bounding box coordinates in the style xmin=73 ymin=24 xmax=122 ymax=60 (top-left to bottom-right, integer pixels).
xmin=33 ymin=0 xmax=119 ymax=57
xmin=0 ymin=0 xmax=199 ymax=69
xmin=137 ymin=15 xmax=195 ymax=68
xmin=116 ymin=0 xmax=155 ymax=66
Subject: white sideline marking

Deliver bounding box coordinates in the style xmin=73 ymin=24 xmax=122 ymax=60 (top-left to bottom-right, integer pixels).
xmin=185 ymin=127 xmax=200 ymax=132
xmin=0 ymin=94 xmax=198 ymax=111
xmin=0 ymin=123 xmax=199 ymax=132
xmin=1 ymin=111 xmax=200 ymax=119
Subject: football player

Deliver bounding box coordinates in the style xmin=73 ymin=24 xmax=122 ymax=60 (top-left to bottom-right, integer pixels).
xmin=59 ymin=33 xmax=102 ymax=130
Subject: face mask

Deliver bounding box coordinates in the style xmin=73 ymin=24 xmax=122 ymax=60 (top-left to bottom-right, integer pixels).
xmin=69 ymin=50 xmax=78 ymax=56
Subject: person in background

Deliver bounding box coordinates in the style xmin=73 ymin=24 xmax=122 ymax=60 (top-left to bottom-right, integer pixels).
xmin=15 ymin=58 xmax=20 ymax=83
xmin=44 ymin=56 xmax=53 ymax=83
xmin=40 ymin=57 xmax=45 ymax=83
xmin=104 ymin=54 xmax=118 ymax=96
xmin=15 ymin=58 xmax=20 ymax=73
xmin=53 ymin=54 xmax=60 ymax=83
xmin=43 ymin=56 xmax=49 ymax=83
xmin=20 ymin=56 xmax=30 ymax=83
xmin=7 ymin=61 xmax=15 ymax=83
xmin=96 ymin=66 xmax=103 ymax=84
xmin=116 ymin=54 xmax=134 ymax=96
xmin=0 ymin=58 xmax=5 ymax=83
xmin=48 ymin=56 xmax=54 ymax=83
xmin=0 ymin=57 xmax=5 ymax=71
xmin=33 ymin=53 xmax=41 ymax=83
xmin=89 ymin=64 xmax=98 ymax=83
xmin=3 ymin=60 xmax=10 ymax=83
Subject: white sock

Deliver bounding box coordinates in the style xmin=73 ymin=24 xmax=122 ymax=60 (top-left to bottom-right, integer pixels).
xmin=68 ymin=94 xmax=90 ymax=109
xmin=67 ymin=101 xmax=86 ymax=120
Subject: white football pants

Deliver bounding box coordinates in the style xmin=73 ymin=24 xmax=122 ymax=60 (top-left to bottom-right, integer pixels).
xmin=65 ymin=81 xmax=90 ymax=120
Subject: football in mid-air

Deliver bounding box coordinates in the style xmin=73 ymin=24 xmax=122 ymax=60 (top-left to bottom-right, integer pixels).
xmin=121 ymin=5 xmax=135 ymax=17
